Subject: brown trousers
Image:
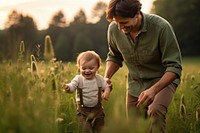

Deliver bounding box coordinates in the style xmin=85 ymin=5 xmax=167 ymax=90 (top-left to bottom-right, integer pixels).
xmin=76 ymin=104 xmax=105 ymax=133
xmin=126 ymin=83 xmax=176 ymax=133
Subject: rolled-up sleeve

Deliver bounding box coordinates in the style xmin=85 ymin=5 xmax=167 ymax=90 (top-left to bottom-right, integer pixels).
xmin=160 ymin=21 xmax=182 ymax=78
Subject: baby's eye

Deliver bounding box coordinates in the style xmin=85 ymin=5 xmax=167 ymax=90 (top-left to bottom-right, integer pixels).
xmin=81 ymin=67 xmax=86 ymax=70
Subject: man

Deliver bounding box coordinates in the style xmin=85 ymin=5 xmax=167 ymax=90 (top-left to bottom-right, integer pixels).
xmin=104 ymin=0 xmax=182 ymax=132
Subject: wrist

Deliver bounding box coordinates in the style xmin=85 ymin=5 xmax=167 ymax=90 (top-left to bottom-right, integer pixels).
xmin=151 ymin=84 xmax=160 ymax=95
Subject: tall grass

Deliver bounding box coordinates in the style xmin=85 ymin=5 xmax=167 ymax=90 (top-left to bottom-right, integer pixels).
xmin=0 ymin=57 xmax=200 ymax=133
xmin=0 ymin=62 xmax=57 ymax=133
xmin=166 ymin=58 xmax=200 ymax=133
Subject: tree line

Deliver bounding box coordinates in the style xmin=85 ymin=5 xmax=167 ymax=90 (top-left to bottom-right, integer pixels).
xmin=0 ymin=1 xmax=199 ymax=62
xmin=0 ymin=2 xmax=109 ymax=62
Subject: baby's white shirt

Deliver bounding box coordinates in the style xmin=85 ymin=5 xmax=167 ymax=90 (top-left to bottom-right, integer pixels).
xmin=67 ymin=74 xmax=107 ymax=107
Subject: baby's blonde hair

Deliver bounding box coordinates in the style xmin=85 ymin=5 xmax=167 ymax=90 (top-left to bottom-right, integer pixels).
xmin=76 ymin=51 xmax=102 ymax=69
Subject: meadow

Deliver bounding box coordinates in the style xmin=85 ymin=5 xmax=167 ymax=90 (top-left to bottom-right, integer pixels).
xmin=0 ymin=57 xmax=200 ymax=133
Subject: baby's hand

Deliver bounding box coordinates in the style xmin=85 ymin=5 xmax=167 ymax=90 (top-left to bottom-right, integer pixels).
xmin=62 ymin=84 xmax=70 ymax=91
xmin=102 ymin=87 xmax=111 ymax=101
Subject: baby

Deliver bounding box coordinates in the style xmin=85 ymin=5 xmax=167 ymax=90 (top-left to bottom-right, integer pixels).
xmin=63 ymin=50 xmax=111 ymax=133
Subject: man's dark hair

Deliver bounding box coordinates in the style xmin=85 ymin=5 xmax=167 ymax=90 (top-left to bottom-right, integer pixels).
xmin=106 ymin=0 xmax=142 ymax=22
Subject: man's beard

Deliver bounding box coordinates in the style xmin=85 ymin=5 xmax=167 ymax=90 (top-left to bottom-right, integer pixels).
xmin=122 ymin=25 xmax=134 ymax=34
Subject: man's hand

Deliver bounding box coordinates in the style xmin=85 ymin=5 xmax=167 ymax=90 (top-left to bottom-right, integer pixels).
xmin=137 ymin=88 xmax=156 ymax=108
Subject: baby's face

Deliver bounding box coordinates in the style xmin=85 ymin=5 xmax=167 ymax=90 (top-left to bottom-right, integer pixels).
xmin=79 ymin=58 xmax=99 ymax=79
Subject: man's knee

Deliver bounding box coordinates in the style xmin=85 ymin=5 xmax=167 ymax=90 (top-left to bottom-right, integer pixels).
xmin=148 ymin=104 xmax=167 ymax=118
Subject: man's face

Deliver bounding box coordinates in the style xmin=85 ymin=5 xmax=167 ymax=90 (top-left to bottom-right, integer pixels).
xmin=113 ymin=15 xmax=138 ymax=33
xmin=79 ymin=58 xmax=98 ymax=80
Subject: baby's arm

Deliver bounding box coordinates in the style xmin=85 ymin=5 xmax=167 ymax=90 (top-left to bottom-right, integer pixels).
xmin=102 ymin=87 xmax=111 ymax=101
xmin=62 ymin=75 xmax=80 ymax=92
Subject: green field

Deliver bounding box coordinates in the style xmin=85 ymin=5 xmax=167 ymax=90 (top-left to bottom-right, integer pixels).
xmin=0 ymin=57 xmax=200 ymax=133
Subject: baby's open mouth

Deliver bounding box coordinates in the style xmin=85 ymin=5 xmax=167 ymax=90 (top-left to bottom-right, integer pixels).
xmin=85 ymin=73 xmax=92 ymax=76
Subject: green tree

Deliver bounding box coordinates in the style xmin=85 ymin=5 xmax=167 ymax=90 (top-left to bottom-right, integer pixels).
xmin=54 ymin=31 xmax=72 ymax=61
xmin=0 ymin=30 xmax=7 ymax=61
xmin=46 ymin=10 xmax=69 ymax=61
xmin=47 ymin=10 xmax=68 ymax=45
xmin=5 ymin=10 xmax=38 ymax=61
xmin=70 ymin=9 xmax=87 ymax=25
xmin=72 ymin=31 xmax=94 ymax=60
xmin=91 ymin=1 xmax=107 ymax=23
xmin=89 ymin=13 xmax=109 ymax=60
xmin=49 ymin=10 xmax=67 ymax=28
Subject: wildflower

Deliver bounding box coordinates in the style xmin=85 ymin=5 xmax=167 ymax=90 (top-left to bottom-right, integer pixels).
xmin=191 ymin=75 xmax=195 ymax=80
xmin=18 ymin=41 xmax=25 ymax=62
xmin=56 ymin=117 xmax=64 ymax=123
xmin=196 ymin=107 xmax=200 ymax=121
xmin=44 ymin=35 xmax=55 ymax=61
xmin=179 ymin=103 xmax=186 ymax=120
xmin=180 ymin=94 xmax=185 ymax=105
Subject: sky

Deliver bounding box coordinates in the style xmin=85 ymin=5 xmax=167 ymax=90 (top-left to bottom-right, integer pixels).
xmin=0 ymin=0 xmax=154 ymax=30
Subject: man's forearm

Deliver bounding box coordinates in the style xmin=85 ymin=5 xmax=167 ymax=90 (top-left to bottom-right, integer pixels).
xmin=152 ymin=71 xmax=177 ymax=94
xmin=104 ymin=61 xmax=120 ymax=79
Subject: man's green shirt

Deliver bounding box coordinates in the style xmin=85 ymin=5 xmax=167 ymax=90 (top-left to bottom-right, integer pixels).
xmin=106 ymin=12 xmax=182 ymax=97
